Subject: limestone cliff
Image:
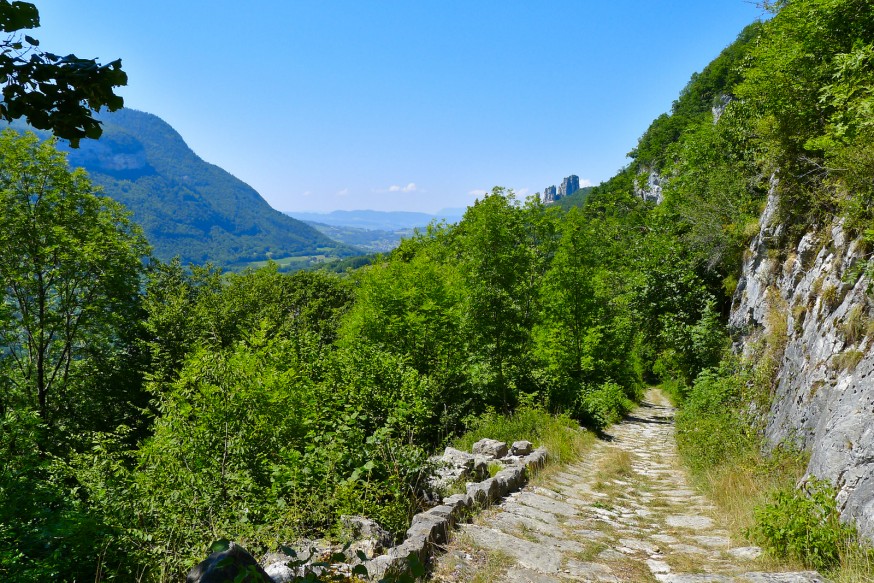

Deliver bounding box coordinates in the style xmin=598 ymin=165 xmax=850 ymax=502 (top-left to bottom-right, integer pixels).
xmin=731 ymin=188 xmax=874 ymax=542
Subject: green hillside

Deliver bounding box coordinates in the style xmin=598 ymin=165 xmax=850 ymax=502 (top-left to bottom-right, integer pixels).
xmin=24 ymin=109 xmax=358 ymax=267
xmin=554 ymin=186 xmax=595 ymax=210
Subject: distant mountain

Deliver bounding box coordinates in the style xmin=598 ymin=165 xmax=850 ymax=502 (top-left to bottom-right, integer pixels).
xmin=287 ymin=208 xmax=466 ymax=231
xmin=14 ymin=109 xmax=357 ymax=268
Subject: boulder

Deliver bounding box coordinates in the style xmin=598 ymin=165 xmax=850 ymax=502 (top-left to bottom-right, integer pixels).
xmin=523 ymin=447 xmax=549 ymax=470
xmin=442 ymin=446 xmax=476 ymax=469
xmin=511 ymin=440 xmax=534 ymax=456
xmin=263 ymin=561 xmax=297 ymax=583
xmin=471 ymin=456 xmax=491 ymax=480
xmin=340 ymin=515 xmax=393 ymax=555
xmin=467 ymin=481 xmax=490 ymax=506
xmin=443 ymin=493 xmax=473 ymax=511
xmin=472 ymin=438 xmax=508 ymax=459
xmin=187 ymin=543 xmax=271 ymax=583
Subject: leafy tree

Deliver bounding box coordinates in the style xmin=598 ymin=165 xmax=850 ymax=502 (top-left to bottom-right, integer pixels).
xmin=142 ymin=261 xmax=353 ymax=388
xmin=0 ymin=130 xmax=148 ymax=439
xmin=537 ymin=208 xmax=601 ymax=390
xmin=455 ymin=189 xmax=535 ymax=409
xmin=0 ymin=1 xmax=127 ymax=145
xmin=0 ymin=130 xmax=148 ymax=582
xmin=734 ymin=0 xmax=874 ymax=230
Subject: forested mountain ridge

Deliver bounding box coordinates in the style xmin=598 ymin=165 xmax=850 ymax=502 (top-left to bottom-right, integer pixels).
xmin=15 ymin=109 xmax=357 ymax=267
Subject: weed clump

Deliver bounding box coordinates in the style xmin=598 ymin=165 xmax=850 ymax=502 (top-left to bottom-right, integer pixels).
xmin=749 ymin=478 xmax=867 ymax=572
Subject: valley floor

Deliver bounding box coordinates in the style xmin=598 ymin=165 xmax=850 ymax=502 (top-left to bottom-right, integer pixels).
xmin=431 ymin=389 xmax=825 ymax=583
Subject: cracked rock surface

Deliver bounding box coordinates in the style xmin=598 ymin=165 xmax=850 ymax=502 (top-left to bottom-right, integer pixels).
xmin=431 ymin=389 xmax=826 ymax=583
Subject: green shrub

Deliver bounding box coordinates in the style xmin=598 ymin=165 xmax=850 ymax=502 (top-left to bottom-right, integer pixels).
xmin=675 ymin=361 xmax=758 ymax=475
xmin=749 ymin=478 xmax=862 ymax=571
xmin=578 ymin=381 xmax=634 ymax=430
xmin=660 ymin=378 xmax=689 ymax=406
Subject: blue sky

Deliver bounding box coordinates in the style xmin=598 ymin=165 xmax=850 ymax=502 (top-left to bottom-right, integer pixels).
xmin=37 ymin=1 xmax=766 ymax=213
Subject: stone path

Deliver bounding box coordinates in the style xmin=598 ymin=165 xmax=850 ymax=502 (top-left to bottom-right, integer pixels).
xmin=431 ymin=390 xmax=827 ymax=583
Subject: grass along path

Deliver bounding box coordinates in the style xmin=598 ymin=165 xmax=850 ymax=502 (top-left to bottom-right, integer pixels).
xmin=431 ymin=389 xmax=825 ymax=582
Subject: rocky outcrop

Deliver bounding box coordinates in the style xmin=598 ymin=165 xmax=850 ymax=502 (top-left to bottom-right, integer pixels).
xmin=541 ymin=175 xmax=581 ymax=204
xmin=559 ymin=175 xmax=580 ymax=198
xmin=635 ymin=167 xmax=664 ymax=204
xmin=731 ymin=187 xmax=874 ymax=542
xmin=712 ymin=94 xmax=732 ymax=124
xmin=542 ymin=185 xmax=558 ymax=204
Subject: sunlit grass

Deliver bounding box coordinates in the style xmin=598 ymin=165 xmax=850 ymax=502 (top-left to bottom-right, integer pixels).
xmin=452 ymin=406 xmax=594 ymax=465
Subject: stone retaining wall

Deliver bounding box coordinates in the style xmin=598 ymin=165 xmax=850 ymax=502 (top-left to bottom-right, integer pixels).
xmin=187 ymin=442 xmax=550 ymax=582
xmin=364 ymin=446 xmax=548 ymax=581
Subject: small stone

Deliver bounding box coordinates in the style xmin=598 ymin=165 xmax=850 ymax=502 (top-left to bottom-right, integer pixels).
xmin=690 ymin=535 xmax=731 ymax=549
xmin=669 ymin=543 xmax=708 ymax=555
xmin=739 ymin=572 xmax=826 ymax=582
xmin=597 ymin=548 xmax=626 ymax=561
xmin=665 ymin=514 xmax=714 ymax=530
xmin=727 ymin=546 xmax=763 ymax=560
xmin=646 ymin=558 xmax=671 ymax=574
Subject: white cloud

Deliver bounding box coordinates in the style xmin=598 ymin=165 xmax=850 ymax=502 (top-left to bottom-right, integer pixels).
xmin=336 ymin=188 xmax=349 ymax=197
xmin=580 ymin=178 xmax=593 ymax=187
xmin=468 ymin=189 xmax=488 ymax=197
xmin=387 ymin=182 xmax=418 ymax=193
xmin=516 ymin=188 xmax=530 ymax=198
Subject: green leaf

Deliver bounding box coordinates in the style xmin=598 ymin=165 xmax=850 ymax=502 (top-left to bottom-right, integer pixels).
xmin=210 ymin=538 xmax=231 ymax=553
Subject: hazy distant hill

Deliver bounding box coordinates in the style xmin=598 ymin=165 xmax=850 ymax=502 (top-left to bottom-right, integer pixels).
xmin=303 ymin=222 xmax=414 ymax=253
xmin=287 ymin=209 xmax=465 ymax=231
xmin=14 ymin=109 xmax=357 ymax=268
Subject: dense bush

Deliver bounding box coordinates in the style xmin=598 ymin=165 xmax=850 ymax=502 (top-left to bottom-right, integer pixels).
xmin=750 ymin=479 xmax=864 ymax=571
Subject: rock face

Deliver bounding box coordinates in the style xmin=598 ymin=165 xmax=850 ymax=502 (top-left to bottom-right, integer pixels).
xmin=542 ymin=185 xmax=558 ymax=204
xmin=559 ymin=175 xmax=580 ymax=198
xmin=731 ymin=186 xmax=874 ymax=542
xmin=634 ymin=167 xmax=663 ymax=204
xmin=712 ymin=94 xmax=732 ymax=124
xmin=542 ymin=176 xmax=581 ymax=204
